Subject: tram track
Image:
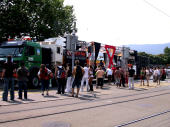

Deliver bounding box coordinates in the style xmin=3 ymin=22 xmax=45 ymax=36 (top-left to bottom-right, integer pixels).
xmin=114 ymin=109 xmax=170 ymax=127
xmin=0 ymin=89 xmax=170 ymax=124
xmin=0 ymin=87 xmax=170 ymax=115
xmin=0 ymin=86 xmax=169 ymax=108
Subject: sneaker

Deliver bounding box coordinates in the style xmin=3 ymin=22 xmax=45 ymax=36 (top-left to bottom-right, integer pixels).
xmin=42 ymin=93 xmax=44 ymax=96
xmin=70 ymin=95 xmax=74 ymax=97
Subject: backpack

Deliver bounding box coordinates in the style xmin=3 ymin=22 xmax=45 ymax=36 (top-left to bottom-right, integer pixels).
xmin=58 ymin=67 xmax=66 ymax=79
xmin=40 ymin=69 xmax=49 ymax=80
xmin=18 ymin=67 xmax=28 ymax=77
xmin=75 ymin=65 xmax=83 ymax=80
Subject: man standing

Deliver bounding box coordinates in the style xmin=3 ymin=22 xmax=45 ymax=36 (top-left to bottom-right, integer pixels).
xmin=71 ymin=60 xmax=84 ymax=98
xmin=96 ymin=66 xmax=105 ymax=89
xmin=106 ymin=67 xmax=113 ymax=85
xmin=2 ymin=56 xmax=16 ymax=101
xmin=114 ymin=67 xmax=121 ymax=88
xmin=17 ymin=61 xmax=29 ymax=99
xmin=80 ymin=63 xmax=89 ymax=92
xmin=128 ymin=66 xmax=135 ymax=90
xmin=55 ymin=63 xmax=66 ymax=95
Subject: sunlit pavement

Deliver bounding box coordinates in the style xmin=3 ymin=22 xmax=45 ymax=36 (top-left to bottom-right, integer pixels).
xmin=0 ymin=79 xmax=170 ymax=127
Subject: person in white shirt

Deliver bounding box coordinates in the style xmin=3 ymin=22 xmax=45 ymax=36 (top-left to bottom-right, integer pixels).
xmin=106 ymin=68 xmax=112 ymax=85
xmin=80 ymin=64 xmax=89 ymax=92
xmin=156 ymin=67 xmax=161 ymax=85
xmin=145 ymin=67 xmax=150 ymax=86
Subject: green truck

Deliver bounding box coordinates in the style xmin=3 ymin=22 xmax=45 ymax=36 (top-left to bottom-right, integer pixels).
xmin=0 ymin=40 xmax=53 ymax=87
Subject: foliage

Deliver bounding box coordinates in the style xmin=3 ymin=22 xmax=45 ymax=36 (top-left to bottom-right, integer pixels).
xmin=0 ymin=0 xmax=75 ymax=41
xmin=138 ymin=47 xmax=170 ymax=65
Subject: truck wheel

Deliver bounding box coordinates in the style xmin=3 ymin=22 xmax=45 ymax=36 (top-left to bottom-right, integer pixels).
xmin=32 ymin=76 xmax=39 ymax=88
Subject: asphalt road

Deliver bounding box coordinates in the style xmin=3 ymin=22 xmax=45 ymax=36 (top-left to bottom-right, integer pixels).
xmin=0 ymin=80 xmax=170 ymax=127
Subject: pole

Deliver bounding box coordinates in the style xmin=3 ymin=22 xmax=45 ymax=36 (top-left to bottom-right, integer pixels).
xmin=71 ymin=22 xmax=77 ymax=71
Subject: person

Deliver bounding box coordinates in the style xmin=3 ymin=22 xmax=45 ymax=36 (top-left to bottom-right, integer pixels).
xmin=106 ymin=67 xmax=112 ymax=85
xmin=140 ymin=67 xmax=145 ymax=86
xmin=153 ymin=67 xmax=157 ymax=82
xmin=96 ymin=66 xmax=105 ymax=89
xmin=71 ymin=60 xmax=84 ymax=98
xmin=128 ymin=66 xmax=135 ymax=90
xmin=156 ymin=67 xmax=161 ymax=85
xmin=17 ymin=61 xmax=29 ymax=99
xmin=120 ymin=67 xmax=126 ymax=87
xmin=55 ymin=63 xmax=66 ymax=94
xmin=2 ymin=55 xmax=16 ymax=101
xmin=145 ymin=67 xmax=150 ymax=86
xmin=161 ymin=67 xmax=166 ymax=81
xmin=111 ymin=67 xmax=116 ymax=84
xmin=89 ymin=66 xmax=94 ymax=91
xmin=65 ymin=64 xmax=73 ymax=93
xmin=80 ymin=63 xmax=89 ymax=92
xmin=38 ymin=64 xmax=52 ymax=96
xmin=114 ymin=67 xmax=121 ymax=88
xmin=95 ymin=65 xmax=100 ymax=87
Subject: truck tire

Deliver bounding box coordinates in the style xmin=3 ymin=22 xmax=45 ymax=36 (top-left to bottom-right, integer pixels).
xmin=31 ymin=76 xmax=39 ymax=88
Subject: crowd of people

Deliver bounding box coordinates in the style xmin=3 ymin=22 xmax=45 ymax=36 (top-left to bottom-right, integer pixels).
xmin=0 ymin=56 xmax=168 ymax=101
xmin=140 ymin=67 xmax=167 ymax=86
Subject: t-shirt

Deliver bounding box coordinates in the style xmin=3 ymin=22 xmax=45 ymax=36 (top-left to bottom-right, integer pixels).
xmin=128 ymin=69 xmax=135 ymax=77
xmin=38 ymin=68 xmax=51 ymax=80
xmin=83 ymin=67 xmax=89 ymax=78
xmin=3 ymin=62 xmax=15 ymax=78
xmin=17 ymin=67 xmax=29 ymax=81
xmin=107 ymin=68 xmax=112 ymax=76
xmin=96 ymin=70 xmax=105 ymax=78
xmin=146 ymin=69 xmax=150 ymax=76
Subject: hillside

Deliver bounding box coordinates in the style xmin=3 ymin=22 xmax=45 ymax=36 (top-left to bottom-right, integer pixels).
xmin=127 ymin=43 xmax=170 ymax=55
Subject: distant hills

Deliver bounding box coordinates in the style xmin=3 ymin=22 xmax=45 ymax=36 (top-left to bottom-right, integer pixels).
xmin=127 ymin=43 xmax=170 ymax=55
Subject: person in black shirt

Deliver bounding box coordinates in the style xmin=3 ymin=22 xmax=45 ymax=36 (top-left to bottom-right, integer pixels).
xmin=1 ymin=56 xmax=16 ymax=101
xmin=128 ymin=66 xmax=135 ymax=90
xmin=17 ymin=61 xmax=29 ymax=99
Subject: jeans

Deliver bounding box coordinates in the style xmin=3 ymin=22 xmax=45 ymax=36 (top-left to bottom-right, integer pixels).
xmin=18 ymin=81 xmax=27 ymax=99
xmin=41 ymin=80 xmax=49 ymax=91
xmin=57 ymin=78 xmax=66 ymax=94
xmin=128 ymin=77 xmax=134 ymax=89
xmin=3 ymin=77 xmax=14 ymax=101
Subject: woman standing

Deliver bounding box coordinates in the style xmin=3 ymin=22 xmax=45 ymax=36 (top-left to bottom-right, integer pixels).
xmin=145 ymin=67 xmax=150 ymax=86
xmin=140 ymin=67 xmax=145 ymax=86
xmin=38 ymin=64 xmax=52 ymax=96
xmin=65 ymin=64 xmax=73 ymax=93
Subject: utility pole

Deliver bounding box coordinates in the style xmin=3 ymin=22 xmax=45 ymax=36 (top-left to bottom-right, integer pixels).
xmin=71 ymin=22 xmax=78 ymax=71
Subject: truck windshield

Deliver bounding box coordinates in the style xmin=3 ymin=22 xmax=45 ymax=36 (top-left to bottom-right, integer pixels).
xmin=0 ymin=47 xmax=24 ymax=57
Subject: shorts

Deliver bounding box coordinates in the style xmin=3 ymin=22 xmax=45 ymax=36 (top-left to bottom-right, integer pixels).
xmin=108 ymin=75 xmax=112 ymax=81
xmin=72 ymin=79 xmax=81 ymax=89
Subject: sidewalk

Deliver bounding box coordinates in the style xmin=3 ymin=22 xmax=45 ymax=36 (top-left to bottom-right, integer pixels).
xmin=134 ymin=79 xmax=170 ymax=89
xmin=0 ymin=79 xmax=169 ymax=106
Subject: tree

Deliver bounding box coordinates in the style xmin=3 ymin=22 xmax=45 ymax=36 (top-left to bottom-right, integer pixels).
xmin=164 ymin=47 xmax=170 ymax=64
xmin=0 ymin=0 xmax=75 ymax=42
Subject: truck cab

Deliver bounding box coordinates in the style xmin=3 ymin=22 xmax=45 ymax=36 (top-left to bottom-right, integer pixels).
xmin=0 ymin=40 xmax=42 ymax=87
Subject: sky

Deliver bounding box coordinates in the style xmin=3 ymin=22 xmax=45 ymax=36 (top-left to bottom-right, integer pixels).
xmin=64 ymin=0 xmax=170 ymax=46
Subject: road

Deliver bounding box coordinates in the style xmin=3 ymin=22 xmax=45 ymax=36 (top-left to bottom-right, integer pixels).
xmin=0 ymin=79 xmax=170 ymax=127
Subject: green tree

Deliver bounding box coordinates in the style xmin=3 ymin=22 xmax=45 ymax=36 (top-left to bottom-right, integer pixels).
xmin=164 ymin=47 xmax=170 ymax=64
xmin=0 ymin=0 xmax=75 ymax=41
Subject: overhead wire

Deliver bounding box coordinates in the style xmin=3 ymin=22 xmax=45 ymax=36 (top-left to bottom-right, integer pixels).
xmin=143 ymin=0 xmax=170 ymax=18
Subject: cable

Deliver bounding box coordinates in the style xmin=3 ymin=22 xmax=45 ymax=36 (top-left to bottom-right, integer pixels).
xmin=143 ymin=0 xmax=170 ymax=18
